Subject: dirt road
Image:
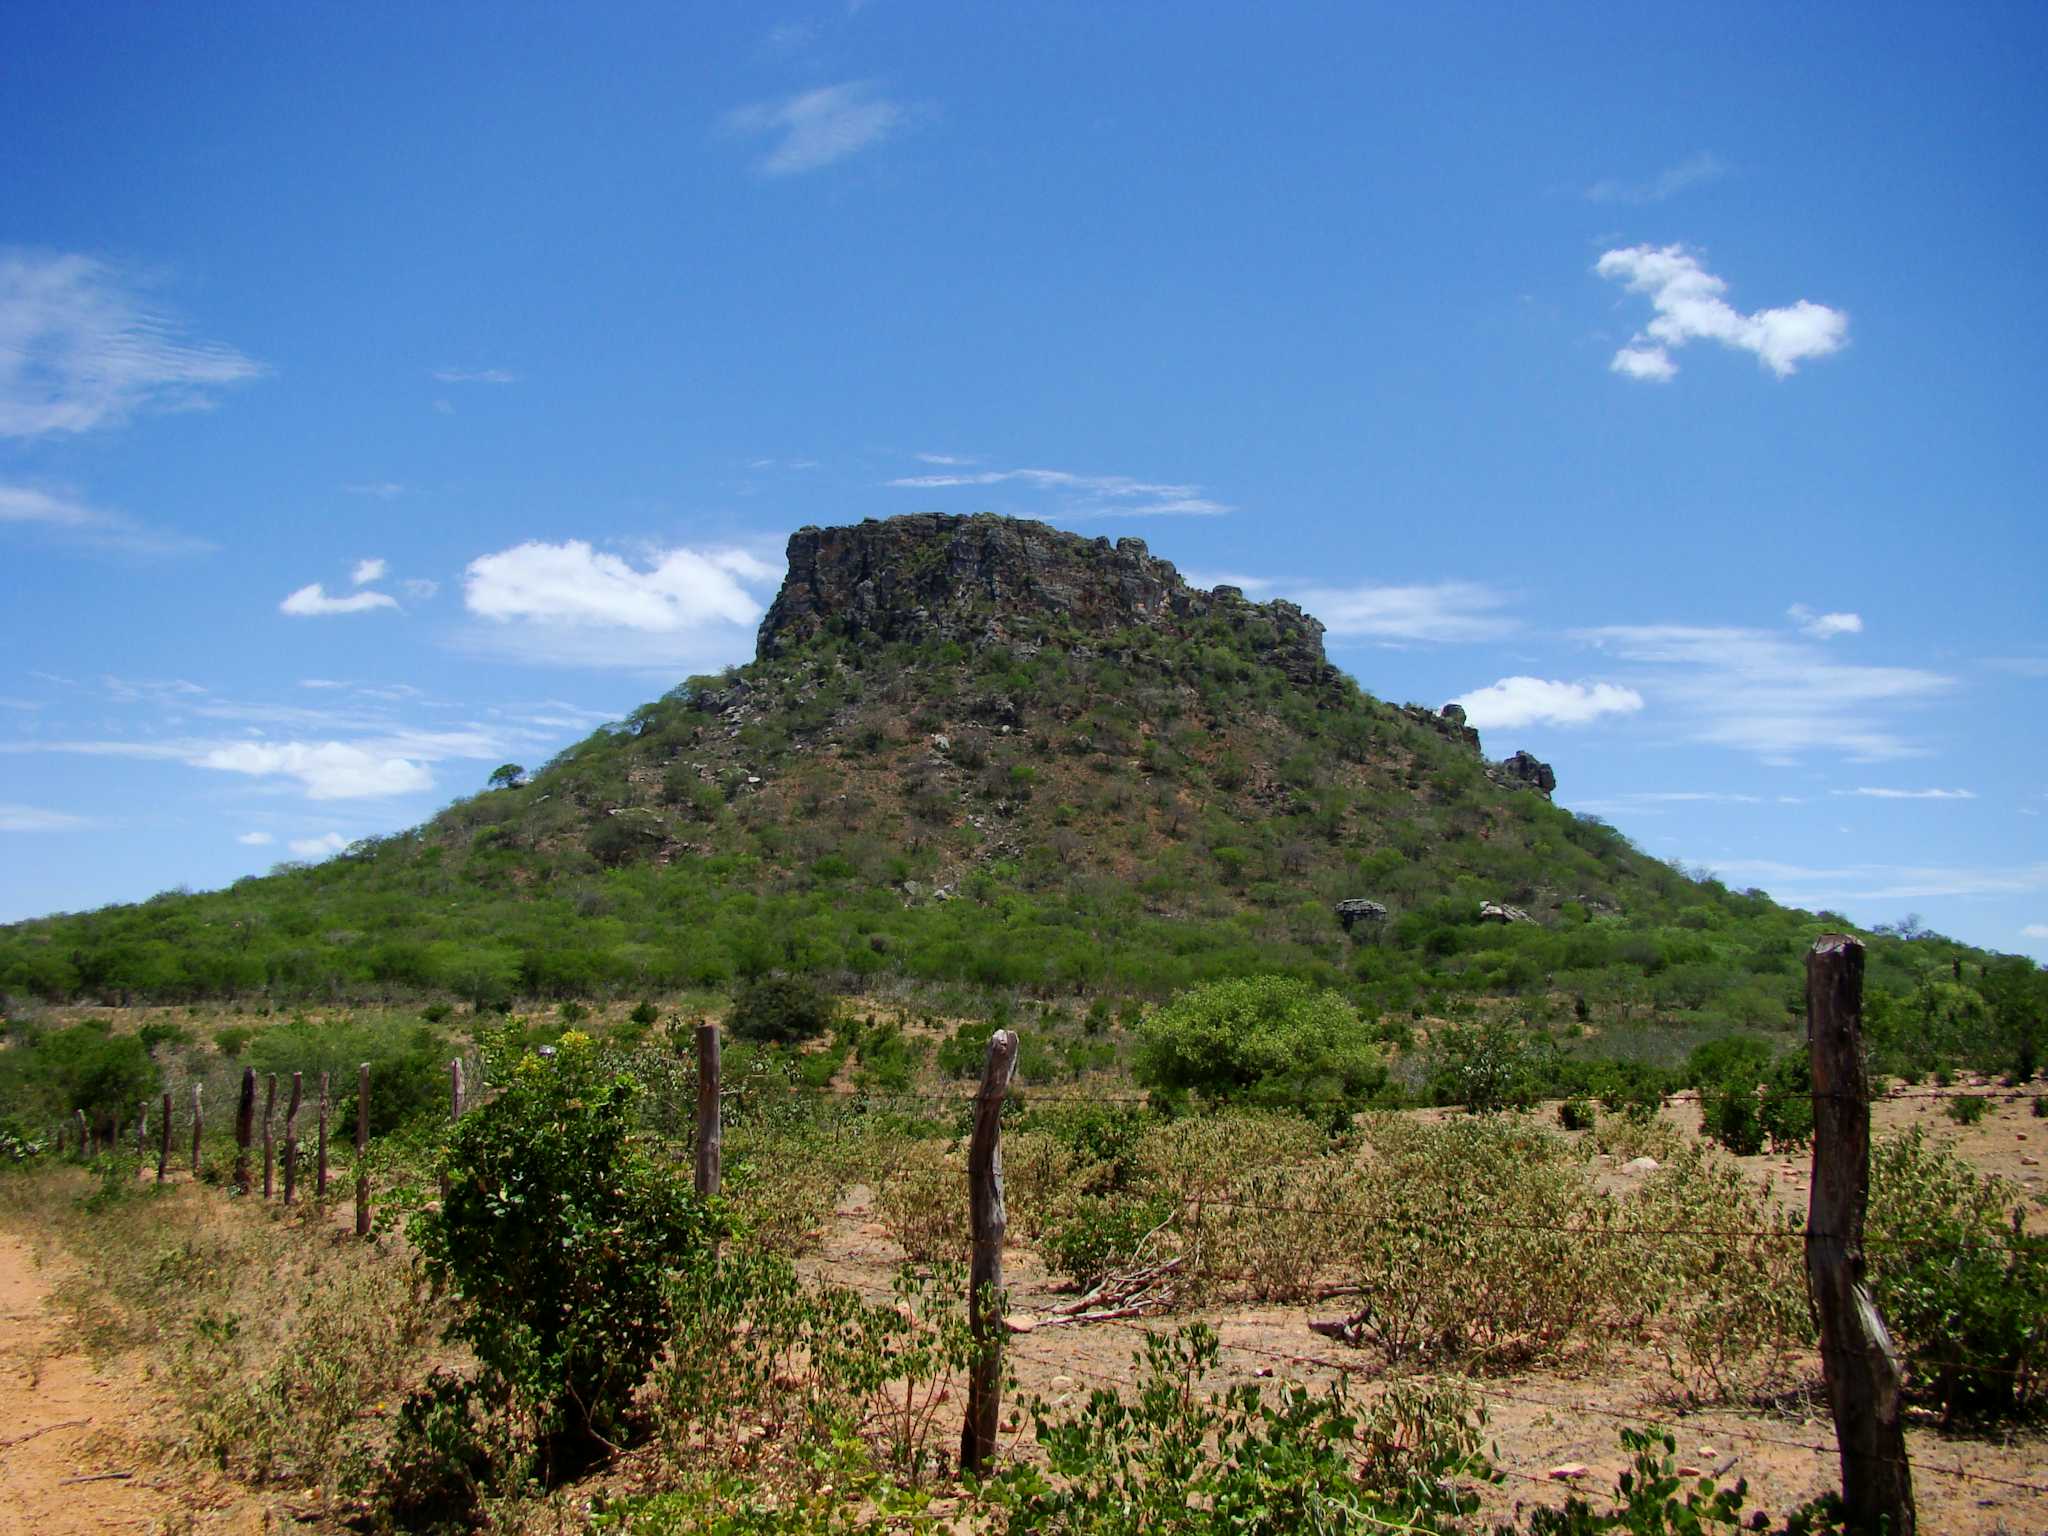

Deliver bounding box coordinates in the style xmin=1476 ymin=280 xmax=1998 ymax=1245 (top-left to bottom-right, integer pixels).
xmin=0 ymin=1232 xmax=180 ymax=1536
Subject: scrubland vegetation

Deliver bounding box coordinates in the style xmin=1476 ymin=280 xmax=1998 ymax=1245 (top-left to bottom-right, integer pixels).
xmin=2 ymin=983 xmax=2042 ymax=1533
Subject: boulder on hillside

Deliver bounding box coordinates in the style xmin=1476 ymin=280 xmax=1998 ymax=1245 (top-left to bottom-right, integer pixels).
xmin=1478 ymin=901 xmax=1533 ymax=925
xmin=1334 ymin=898 xmax=1388 ymax=932
xmin=1487 ymin=750 xmax=1557 ymax=798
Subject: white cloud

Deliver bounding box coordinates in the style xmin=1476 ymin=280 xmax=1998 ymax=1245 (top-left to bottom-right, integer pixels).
xmin=0 ymin=249 xmax=264 ymax=437
xmin=1450 ymin=676 xmax=1645 ymax=729
xmin=280 ymin=582 xmax=399 ymax=617
xmin=1584 ymin=151 xmax=1728 ymax=205
xmin=1575 ymin=622 xmax=1950 ymax=761
xmin=916 ymin=452 xmax=977 ymax=466
xmin=724 ymin=81 xmax=908 ymax=176
xmin=351 ymin=557 xmax=388 ymax=585
xmin=888 ymin=463 xmax=1231 ymax=518
xmin=401 ymin=577 xmax=440 ymax=600
xmin=344 ymin=481 xmax=407 ymax=499
xmin=460 ymin=539 xmax=779 ymax=667
xmin=1595 ymin=244 xmax=1848 ymax=380
xmin=235 ymin=830 xmax=274 ymax=846
xmin=197 ymin=741 xmax=435 ymax=799
xmin=1832 ymin=787 xmax=1977 ymax=801
xmin=1789 ymin=604 xmax=1862 ymax=639
xmin=2023 ymin=923 xmax=2048 ymax=940
xmin=432 ymin=367 xmax=519 ymax=384
xmin=0 ymin=803 xmax=89 ymax=832
xmin=1295 ymin=580 xmax=1514 ymax=643
xmin=1611 ymin=346 xmax=1678 ymax=383
xmin=288 ymin=832 xmax=349 ymax=859
xmin=0 ymin=482 xmax=211 ymax=556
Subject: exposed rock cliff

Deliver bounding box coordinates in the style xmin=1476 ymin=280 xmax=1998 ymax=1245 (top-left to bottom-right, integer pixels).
xmin=757 ymin=513 xmax=1334 ymax=687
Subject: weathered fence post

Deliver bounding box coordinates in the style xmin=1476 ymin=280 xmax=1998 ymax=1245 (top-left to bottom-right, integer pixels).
xmin=232 ymin=1068 xmax=256 ymax=1193
xmin=191 ymin=1082 xmax=203 ymax=1176
xmin=316 ymin=1071 xmax=330 ymax=1198
xmin=354 ymin=1063 xmax=371 ymax=1237
xmin=156 ymin=1092 xmax=171 ymax=1182
xmin=959 ymin=1027 xmax=1020 ymax=1477
xmin=137 ymin=1100 xmax=148 ymax=1160
xmin=695 ymin=1022 xmax=721 ymax=1199
xmin=261 ymin=1072 xmax=278 ymax=1199
xmin=1806 ymin=934 xmax=1916 ymax=1536
xmin=282 ymin=1072 xmax=303 ymax=1206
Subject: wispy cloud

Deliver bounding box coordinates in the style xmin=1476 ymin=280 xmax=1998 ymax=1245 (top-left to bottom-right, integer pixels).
xmin=235 ymin=830 xmax=274 ymax=846
xmin=2023 ymin=923 xmax=2048 ymax=940
xmin=1450 ymin=676 xmax=1645 ymax=729
xmin=431 ymin=367 xmax=519 ymax=384
xmin=351 ymin=557 xmax=387 ymax=586
xmin=1596 ymin=244 xmax=1848 ymax=381
xmin=1831 ymin=787 xmax=1977 ymax=801
xmin=0 ymin=803 xmax=91 ymax=832
xmin=1584 ymin=151 xmax=1727 ymax=206
xmin=916 ymin=451 xmax=977 ymax=466
xmin=0 ymin=249 xmax=264 ymax=437
xmin=1574 ymin=621 xmax=1951 ymax=762
xmin=344 ymin=481 xmax=408 ymax=500
xmin=888 ymin=464 xmax=1231 ymax=518
xmin=1789 ymin=604 xmax=1862 ymax=640
xmin=1295 ymin=580 xmax=1514 ymax=644
xmin=0 ymin=483 xmax=213 ymax=557
xmin=1710 ymin=857 xmax=2048 ymax=906
xmin=288 ymin=831 xmax=349 ymax=859
xmin=1570 ymin=791 xmax=1768 ymax=816
xmin=460 ymin=539 xmax=779 ymax=668
xmin=280 ymin=582 xmax=399 ymax=617
xmin=724 ymin=80 xmax=910 ymax=176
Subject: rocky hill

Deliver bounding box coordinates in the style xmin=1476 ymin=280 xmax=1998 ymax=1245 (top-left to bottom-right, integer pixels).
xmin=0 ymin=514 xmax=2020 ymax=1071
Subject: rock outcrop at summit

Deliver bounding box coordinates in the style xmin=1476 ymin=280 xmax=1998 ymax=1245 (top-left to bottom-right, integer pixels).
xmin=758 ymin=513 xmax=1334 ymax=687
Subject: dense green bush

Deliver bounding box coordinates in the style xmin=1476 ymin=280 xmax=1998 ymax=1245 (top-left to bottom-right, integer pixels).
xmin=1698 ymin=1047 xmax=1811 ymax=1156
xmin=1869 ymin=1127 xmax=2048 ymax=1419
xmin=1134 ymin=976 xmax=1384 ymax=1123
xmin=408 ymin=1036 xmax=724 ymax=1443
xmin=0 ymin=1018 xmax=158 ymax=1125
xmin=728 ymin=973 xmax=836 ymax=1045
xmin=245 ymin=1015 xmax=450 ymax=1138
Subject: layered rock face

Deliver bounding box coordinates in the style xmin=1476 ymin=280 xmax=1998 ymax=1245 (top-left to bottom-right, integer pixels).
xmin=758 ymin=513 xmax=1333 ymax=686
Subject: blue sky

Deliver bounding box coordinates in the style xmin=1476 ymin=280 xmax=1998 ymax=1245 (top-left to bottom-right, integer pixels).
xmin=2 ymin=3 xmax=2044 ymax=959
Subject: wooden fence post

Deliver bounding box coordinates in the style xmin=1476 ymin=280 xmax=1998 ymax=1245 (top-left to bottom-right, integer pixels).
xmin=156 ymin=1092 xmax=170 ymax=1182
xmin=1806 ymin=934 xmax=1916 ymax=1536
xmin=191 ymin=1083 xmax=203 ymax=1177
xmin=232 ymin=1068 xmax=256 ymax=1194
xmin=282 ymin=1072 xmax=303 ymax=1206
xmin=695 ymin=1022 xmax=721 ymax=1199
xmin=316 ymin=1071 xmax=330 ymax=1198
xmin=959 ymin=1027 xmax=1020 ymax=1477
xmin=354 ymin=1063 xmax=371 ymax=1237
xmin=137 ymin=1100 xmax=148 ymax=1160
xmin=262 ymin=1073 xmax=277 ymax=1199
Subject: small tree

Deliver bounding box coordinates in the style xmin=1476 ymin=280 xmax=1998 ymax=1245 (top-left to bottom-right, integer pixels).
xmin=487 ymin=763 xmax=526 ymax=790
xmin=409 ymin=1036 xmax=722 ymax=1445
